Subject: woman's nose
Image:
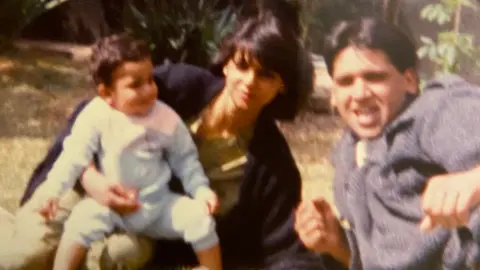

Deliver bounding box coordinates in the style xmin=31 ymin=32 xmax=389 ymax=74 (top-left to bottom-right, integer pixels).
xmin=243 ymin=69 xmax=257 ymax=88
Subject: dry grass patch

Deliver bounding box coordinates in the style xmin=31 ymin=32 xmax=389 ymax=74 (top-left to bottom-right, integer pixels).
xmin=0 ymin=48 xmax=93 ymax=212
xmin=279 ymin=112 xmax=343 ymax=205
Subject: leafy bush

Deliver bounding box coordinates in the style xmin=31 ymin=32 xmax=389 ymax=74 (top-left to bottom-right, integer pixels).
xmin=0 ymin=0 xmax=69 ymax=50
xmin=122 ymin=0 xmax=239 ymax=67
xmin=299 ymin=0 xmax=385 ymax=53
xmin=417 ymin=0 xmax=480 ymax=74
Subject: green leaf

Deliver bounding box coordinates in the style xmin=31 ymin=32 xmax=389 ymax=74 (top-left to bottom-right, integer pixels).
xmin=428 ymin=45 xmax=438 ymax=60
xmin=417 ymin=46 xmax=430 ymax=58
xmin=45 ymin=0 xmax=70 ymax=10
xmin=426 ymin=5 xmax=441 ymax=21
xmin=459 ymin=0 xmax=477 ymax=9
xmin=420 ymin=35 xmax=435 ymax=45
xmin=438 ymin=31 xmax=456 ymax=44
xmin=127 ymin=1 xmax=147 ymax=29
xmin=459 ymin=34 xmax=474 ymax=49
xmin=445 ymin=46 xmax=457 ymax=68
xmin=420 ymin=5 xmax=435 ymax=19
xmin=437 ymin=12 xmax=450 ymax=25
xmin=437 ymin=43 xmax=449 ymax=56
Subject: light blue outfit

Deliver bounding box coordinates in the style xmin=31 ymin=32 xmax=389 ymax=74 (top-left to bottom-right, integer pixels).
xmin=40 ymin=97 xmax=218 ymax=251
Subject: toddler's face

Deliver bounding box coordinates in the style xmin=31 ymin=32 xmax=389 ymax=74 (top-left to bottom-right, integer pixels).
xmin=104 ymin=58 xmax=158 ymax=116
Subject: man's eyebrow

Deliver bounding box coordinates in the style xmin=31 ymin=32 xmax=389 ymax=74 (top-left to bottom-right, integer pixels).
xmin=334 ymin=73 xmax=353 ymax=79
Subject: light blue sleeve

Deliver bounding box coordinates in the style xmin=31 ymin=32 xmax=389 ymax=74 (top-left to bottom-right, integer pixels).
xmin=165 ymin=120 xmax=209 ymax=196
xmin=42 ymin=99 xmax=103 ymax=197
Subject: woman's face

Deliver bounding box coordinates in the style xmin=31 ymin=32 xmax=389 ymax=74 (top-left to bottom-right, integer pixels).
xmin=223 ymin=50 xmax=284 ymax=112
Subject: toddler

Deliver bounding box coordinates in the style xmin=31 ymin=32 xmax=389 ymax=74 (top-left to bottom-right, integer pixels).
xmin=37 ymin=33 xmax=222 ymax=270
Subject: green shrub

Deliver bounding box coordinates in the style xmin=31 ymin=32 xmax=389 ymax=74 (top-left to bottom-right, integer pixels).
xmin=122 ymin=0 xmax=238 ymax=67
xmin=0 ymin=0 xmax=69 ymax=51
xmin=417 ymin=0 xmax=480 ymax=74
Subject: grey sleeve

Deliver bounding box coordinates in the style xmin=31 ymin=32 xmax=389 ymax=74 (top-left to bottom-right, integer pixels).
xmin=419 ymin=91 xmax=480 ymax=172
xmin=41 ymin=102 xmax=102 ymax=197
xmin=165 ymin=120 xmax=209 ymax=196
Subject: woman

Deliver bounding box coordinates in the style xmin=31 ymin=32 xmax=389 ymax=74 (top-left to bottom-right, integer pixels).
xmin=6 ymin=6 xmax=340 ymax=270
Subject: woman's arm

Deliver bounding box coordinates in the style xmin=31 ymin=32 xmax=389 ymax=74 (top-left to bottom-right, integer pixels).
xmin=81 ymin=163 xmax=139 ymax=215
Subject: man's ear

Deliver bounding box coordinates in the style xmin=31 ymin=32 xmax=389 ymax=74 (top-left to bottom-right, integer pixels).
xmin=330 ymin=91 xmax=336 ymax=108
xmin=403 ymin=68 xmax=419 ymax=94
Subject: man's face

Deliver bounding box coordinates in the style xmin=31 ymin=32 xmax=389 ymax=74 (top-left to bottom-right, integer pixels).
xmin=330 ymin=46 xmax=417 ymax=139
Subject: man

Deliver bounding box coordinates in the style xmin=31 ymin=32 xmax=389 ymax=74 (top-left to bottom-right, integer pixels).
xmin=295 ymin=17 xmax=480 ymax=269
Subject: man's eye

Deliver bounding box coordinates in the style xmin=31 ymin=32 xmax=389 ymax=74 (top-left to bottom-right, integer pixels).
xmin=364 ymin=72 xmax=387 ymax=82
xmin=335 ymin=76 xmax=353 ymax=86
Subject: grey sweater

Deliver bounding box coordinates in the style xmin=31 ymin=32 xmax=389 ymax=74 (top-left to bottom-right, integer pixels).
xmin=332 ymin=75 xmax=480 ymax=270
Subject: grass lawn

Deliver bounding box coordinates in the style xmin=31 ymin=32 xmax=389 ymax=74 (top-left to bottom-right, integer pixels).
xmin=0 ymin=48 xmax=93 ymax=212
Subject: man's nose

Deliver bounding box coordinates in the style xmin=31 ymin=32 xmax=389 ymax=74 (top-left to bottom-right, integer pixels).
xmin=351 ymin=79 xmax=372 ymax=100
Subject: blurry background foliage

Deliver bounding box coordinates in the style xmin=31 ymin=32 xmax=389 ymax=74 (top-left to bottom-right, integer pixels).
xmin=2 ymin=0 xmax=408 ymax=66
xmin=417 ymin=0 xmax=480 ymax=75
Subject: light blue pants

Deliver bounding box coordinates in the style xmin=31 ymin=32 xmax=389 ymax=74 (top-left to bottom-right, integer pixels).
xmin=63 ymin=192 xmax=218 ymax=252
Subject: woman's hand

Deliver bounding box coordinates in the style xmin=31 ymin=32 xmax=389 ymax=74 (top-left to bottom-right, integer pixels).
xmin=294 ymin=197 xmax=350 ymax=266
xmin=420 ymin=169 xmax=480 ymax=232
xmin=81 ymin=163 xmax=139 ymax=215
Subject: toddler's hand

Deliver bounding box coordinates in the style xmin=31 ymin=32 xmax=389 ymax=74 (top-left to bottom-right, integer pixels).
xmin=420 ymin=171 xmax=480 ymax=232
xmin=194 ymin=187 xmax=219 ymax=215
xmin=38 ymin=197 xmax=59 ymax=221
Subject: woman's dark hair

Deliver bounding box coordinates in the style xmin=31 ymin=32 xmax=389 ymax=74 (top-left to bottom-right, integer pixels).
xmin=90 ymin=33 xmax=151 ymax=86
xmin=211 ymin=8 xmax=314 ymax=121
xmin=239 ymin=0 xmax=303 ymax=38
xmin=324 ymin=17 xmax=418 ymax=76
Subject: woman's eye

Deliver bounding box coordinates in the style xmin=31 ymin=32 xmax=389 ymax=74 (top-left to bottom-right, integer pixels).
xmin=235 ymin=59 xmax=249 ymax=70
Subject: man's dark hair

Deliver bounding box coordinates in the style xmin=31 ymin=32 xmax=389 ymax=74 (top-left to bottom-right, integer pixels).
xmin=90 ymin=33 xmax=151 ymax=86
xmin=324 ymin=17 xmax=418 ymax=76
